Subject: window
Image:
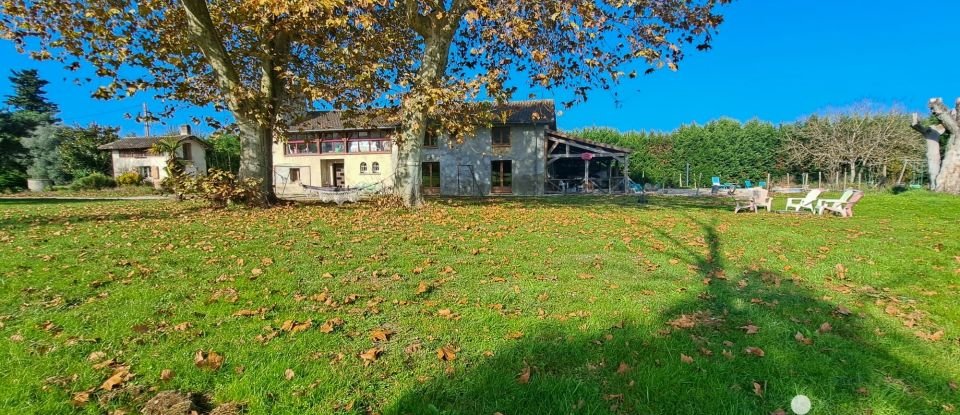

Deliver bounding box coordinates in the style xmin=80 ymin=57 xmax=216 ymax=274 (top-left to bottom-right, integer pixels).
xmin=285 ymin=141 xmax=320 ymax=155
xmin=181 ymin=142 xmax=193 ymax=161
xmin=321 ymin=141 xmax=346 ymax=153
xmin=491 ymin=160 xmax=512 ymax=194
xmin=289 ymin=168 xmax=300 ymax=182
xmin=492 ymin=127 xmax=511 ymax=147
xmin=421 ymin=162 xmax=440 ymax=193
xmin=372 ymin=162 xmax=380 ymax=174
xmin=120 ymin=149 xmax=148 ymax=158
xmin=138 ymin=166 xmax=152 ymax=178
xmin=359 ymin=162 xmax=368 ymax=174
xmin=423 ymin=130 xmax=438 ymax=147
xmin=348 ymin=139 xmax=390 ymax=153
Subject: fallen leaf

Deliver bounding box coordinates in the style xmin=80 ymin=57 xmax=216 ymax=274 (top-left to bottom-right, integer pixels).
xmin=284 ymin=368 xmax=295 ymax=380
xmin=371 ymin=328 xmax=395 ymax=342
xmin=233 ymin=308 xmax=265 ymax=317
xmin=100 ymin=367 xmax=130 ymax=391
xmin=437 ymin=345 xmax=457 ymax=361
xmin=795 ymin=332 xmax=813 ymax=345
xmin=517 ymin=364 xmax=532 ymax=384
xmin=160 ymin=369 xmax=173 ymax=381
xmin=416 ymin=281 xmax=431 ymax=295
xmin=680 ymin=354 xmax=694 ymax=364
xmin=506 ymin=331 xmax=524 ymax=340
xmin=359 ymin=348 xmax=381 ymax=366
xmin=740 ymin=325 xmax=760 ymax=335
xmin=753 ymin=381 xmax=763 ymax=397
xmin=92 ymin=358 xmax=115 ymax=370
xmin=818 ymin=322 xmax=832 ymax=333
xmin=668 ymin=315 xmax=696 ymax=329
xmin=949 ymin=380 xmax=958 ymax=391
xmin=319 ymin=317 xmax=344 ymax=334
xmin=87 ymin=351 xmax=106 ymax=362
xmin=770 ymin=409 xmax=787 ymax=415
xmin=71 ymin=391 xmax=90 ymax=406
xmin=616 ymin=361 xmax=631 ymax=375
xmin=194 ymin=350 xmax=224 ymax=370
xmin=836 ymin=305 xmax=852 ymax=316
xmin=915 ymin=330 xmax=945 ymax=342
xmin=281 ymin=319 xmax=313 ymax=333
xmin=744 ymin=347 xmax=765 ymax=357
xmin=404 ymin=340 xmax=423 ymax=354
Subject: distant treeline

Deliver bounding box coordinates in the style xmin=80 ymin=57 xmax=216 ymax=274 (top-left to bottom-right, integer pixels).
xmin=571 ymin=113 xmax=923 ymax=188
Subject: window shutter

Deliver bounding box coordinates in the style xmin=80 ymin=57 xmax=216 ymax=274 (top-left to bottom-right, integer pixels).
xmin=152 ymin=166 xmax=160 ymax=178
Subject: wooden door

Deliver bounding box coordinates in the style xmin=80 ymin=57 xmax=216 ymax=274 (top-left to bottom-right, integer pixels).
xmin=333 ymin=163 xmax=345 ymax=188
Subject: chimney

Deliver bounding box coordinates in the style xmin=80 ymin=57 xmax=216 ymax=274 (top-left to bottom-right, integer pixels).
xmin=179 ymin=124 xmax=192 ymax=136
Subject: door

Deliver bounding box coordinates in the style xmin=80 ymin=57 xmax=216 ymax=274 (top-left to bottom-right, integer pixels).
xmin=289 ymin=168 xmax=300 ymax=183
xmin=333 ymin=163 xmax=345 ymax=188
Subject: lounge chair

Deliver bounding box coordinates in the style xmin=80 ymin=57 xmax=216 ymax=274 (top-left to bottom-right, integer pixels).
xmin=734 ymin=187 xmax=771 ymax=213
xmin=711 ymin=176 xmax=721 ymax=195
xmin=744 ymin=180 xmax=753 ymax=188
xmin=754 ymin=188 xmax=773 ymax=212
xmin=820 ymin=190 xmax=863 ymax=218
xmin=816 ymin=189 xmax=855 ymax=215
xmin=784 ymin=189 xmax=823 ymax=213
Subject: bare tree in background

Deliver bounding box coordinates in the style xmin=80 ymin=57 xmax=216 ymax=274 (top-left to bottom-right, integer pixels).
xmin=911 ymin=98 xmax=959 ymax=193
xmin=783 ymin=105 xmax=922 ymax=186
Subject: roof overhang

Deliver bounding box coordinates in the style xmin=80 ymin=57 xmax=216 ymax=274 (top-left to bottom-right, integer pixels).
xmin=545 ymin=130 xmax=632 ymax=156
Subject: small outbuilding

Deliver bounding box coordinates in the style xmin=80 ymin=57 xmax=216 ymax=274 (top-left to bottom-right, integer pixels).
xmin=98 ymin=125 xmax=208 ymax=186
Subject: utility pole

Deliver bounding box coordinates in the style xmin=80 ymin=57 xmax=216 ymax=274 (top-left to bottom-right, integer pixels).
xmin=142 ymin=102 xmax=152 ymax=137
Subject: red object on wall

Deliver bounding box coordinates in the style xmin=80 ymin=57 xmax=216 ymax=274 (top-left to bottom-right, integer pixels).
xmin=580 ymin=152 xmax=594 ymax=161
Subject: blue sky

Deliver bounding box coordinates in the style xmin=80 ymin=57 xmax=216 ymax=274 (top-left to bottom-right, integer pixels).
xmin=1 ymin=0 xmax=958 ymax=136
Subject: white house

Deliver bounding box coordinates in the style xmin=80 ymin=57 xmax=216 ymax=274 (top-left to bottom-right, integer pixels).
xmin=98 ymin=125 xmax=209 ymax=186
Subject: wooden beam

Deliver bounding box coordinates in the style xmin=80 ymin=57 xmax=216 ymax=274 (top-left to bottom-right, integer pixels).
xmin=548 ymin=135 xmax=617 ymax=155
xmin=546 ymin=130 xmax=633 ymax=154
xmin=623 ymin=154 xmax=630 ymax=194
xmin=547 ymin=140 xmax=559 ymax=155
xmin=548 ymin=153 xmax=626 ymax=160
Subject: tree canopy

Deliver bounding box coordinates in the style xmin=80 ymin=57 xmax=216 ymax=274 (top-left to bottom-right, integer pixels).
xmin=1 ymin=0 xmax=731 ymax=204
xmin=1 ymin=0 xmax=413 ymax=197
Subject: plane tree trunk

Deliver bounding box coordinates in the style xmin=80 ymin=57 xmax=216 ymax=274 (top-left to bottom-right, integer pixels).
xmin=914 ymin=98 xmax=960 ymax=194
xmin=180 ymin=0 xmax=285 ymax=202
xmin=394 ymin=0 xmax=464 ymax=208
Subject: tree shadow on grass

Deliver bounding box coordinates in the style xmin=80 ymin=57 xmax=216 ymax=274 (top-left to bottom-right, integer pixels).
xmin=386 ymin=218 xmax=958 ymax=414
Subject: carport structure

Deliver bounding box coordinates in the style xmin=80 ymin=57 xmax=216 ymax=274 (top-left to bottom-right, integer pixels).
xmin=544 ymin=130 xmax=632 ymax=194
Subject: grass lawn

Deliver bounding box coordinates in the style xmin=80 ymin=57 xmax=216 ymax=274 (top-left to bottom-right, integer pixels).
xmin=1 ymin=191 xmax=958 ymax=414
xmin=1 ymin=185 xmax=162 ymax=199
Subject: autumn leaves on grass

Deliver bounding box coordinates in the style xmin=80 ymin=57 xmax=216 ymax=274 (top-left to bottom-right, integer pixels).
xmin=664 ymin=309 xmax=839 ymax=366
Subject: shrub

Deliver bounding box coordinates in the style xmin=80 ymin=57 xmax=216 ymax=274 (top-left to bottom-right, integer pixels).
xmin=0 ymin=170 xmax=27 ymax=193
xmin=182 ymin=169 xmax=264 ymax=208
xmin=116 ymin=171 xmax=144 ymax=186
xmin=70 ymin=172 xmax=116 ymax=190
